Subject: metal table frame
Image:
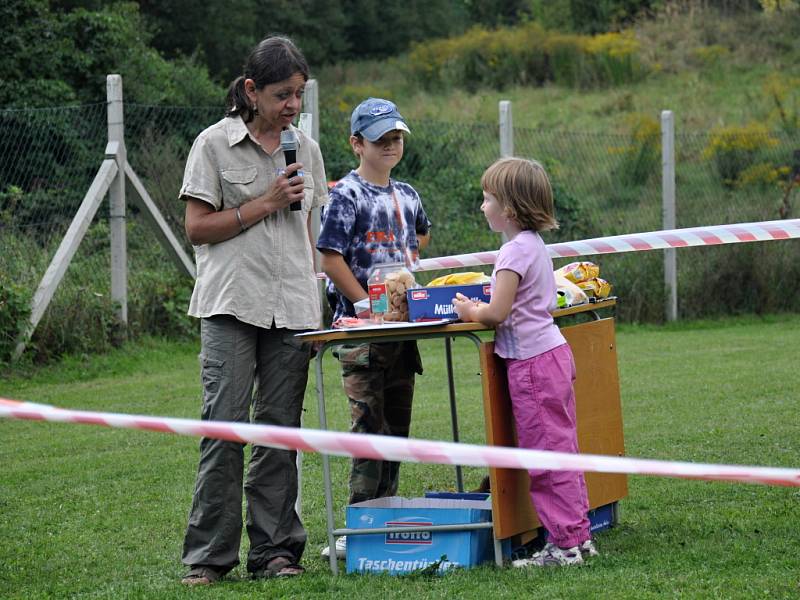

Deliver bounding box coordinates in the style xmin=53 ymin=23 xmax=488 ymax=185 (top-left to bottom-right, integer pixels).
xmin=301 ymin=300 xmax=616 ymax=575
xmin=302 ymin=322 xmax=499 ymax=574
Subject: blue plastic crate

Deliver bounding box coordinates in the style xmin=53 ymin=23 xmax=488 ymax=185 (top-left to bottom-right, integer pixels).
xmin=345 ymin=496 xmax=494 ymax=574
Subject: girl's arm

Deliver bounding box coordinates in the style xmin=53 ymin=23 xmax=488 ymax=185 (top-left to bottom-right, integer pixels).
xmin=452 ymin=269 xmax=519 ymax=327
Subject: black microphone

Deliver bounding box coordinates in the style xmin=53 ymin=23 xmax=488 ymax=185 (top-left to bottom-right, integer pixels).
xmin=280 ymin=128 xmax=301 ymax=211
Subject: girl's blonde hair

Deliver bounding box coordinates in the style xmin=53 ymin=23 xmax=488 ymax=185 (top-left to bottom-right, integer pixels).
xmin=481 ymin=157 xmax=558 ymax=232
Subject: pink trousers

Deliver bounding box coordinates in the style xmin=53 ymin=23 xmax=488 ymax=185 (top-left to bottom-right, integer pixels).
xmin=505 ymin=343 xmax=591 ymax=549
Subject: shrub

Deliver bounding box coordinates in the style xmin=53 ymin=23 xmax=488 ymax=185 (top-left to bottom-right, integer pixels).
xmin=610 ymin=114 xmax=661 ymax=187
xmin=763 ymin=73 xmax=800 ymax=135
xmin=703 ymin=123 xmax=780 ymax=187
xmin=0 ymin=280 xmax=31 ymax=364
xmin=406 ymin=22 xmax=647 ymax=92
xmin=585 ymin=31 xmax=645 ymax=86
xmin=1 ymin=218 xmax=197 ymax=364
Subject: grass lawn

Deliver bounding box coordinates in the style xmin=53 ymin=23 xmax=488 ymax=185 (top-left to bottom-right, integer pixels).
xmin=1 ymin=314 xmax=799 ymax=598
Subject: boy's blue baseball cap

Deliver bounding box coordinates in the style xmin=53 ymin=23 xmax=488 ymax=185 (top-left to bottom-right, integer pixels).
xmin=350 ymin=98 xmax=410 ymax=142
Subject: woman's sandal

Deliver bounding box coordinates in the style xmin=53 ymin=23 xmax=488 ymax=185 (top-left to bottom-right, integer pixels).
xmin=181 ymin=565 xmax=223 ymax=586
xmin=254 ymin=556 xmax=305 ymax=578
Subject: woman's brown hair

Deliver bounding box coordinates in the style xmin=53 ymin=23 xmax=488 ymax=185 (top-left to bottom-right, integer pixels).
xmin=225 ymin=36 xmax=309 ymax=123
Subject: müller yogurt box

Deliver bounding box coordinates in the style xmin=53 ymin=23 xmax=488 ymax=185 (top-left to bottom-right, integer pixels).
xmin=407 ymin=283 xmax=492 ymax=322
xmin=345 ymin=496 xmax=494 ymax=574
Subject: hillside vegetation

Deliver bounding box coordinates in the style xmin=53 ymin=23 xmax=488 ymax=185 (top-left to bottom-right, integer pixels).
xmin=3 ymin=2 xmax=799 ymax=365
xmin=314 ymin=3 xmax=800 ymax=324
xmin=317 ymin=5 xmax=800 ymax=130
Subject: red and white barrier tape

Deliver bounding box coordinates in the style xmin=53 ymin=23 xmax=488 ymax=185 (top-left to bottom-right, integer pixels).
xmin=415 ymin=218 xmax=800 ymax=272
xmin=2 ymin=398 xmax=798 ymax=488
xmin=0 ymin=398 xmax=57 ymax=410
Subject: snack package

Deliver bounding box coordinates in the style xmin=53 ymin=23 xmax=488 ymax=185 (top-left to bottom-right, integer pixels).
xmin=554 ymin=273 xmax=589 ymax=308
xmin=554 ymin=261 xmax=600 ymax=284
xmin=577 ymin=277 xmax=612 ymax=299
xmin=382 ymin=268 xmax=416 ymax=322
xmin=427 ymin=272 xmax=491 ymax=287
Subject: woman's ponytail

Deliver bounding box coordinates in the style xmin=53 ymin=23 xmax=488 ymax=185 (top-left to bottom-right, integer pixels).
xmin=225 ymin=76 xmax=254 ymax=122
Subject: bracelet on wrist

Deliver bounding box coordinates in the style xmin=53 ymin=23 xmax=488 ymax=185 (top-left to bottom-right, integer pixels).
xmin=235 ymin=207 xmax=247 ymax=232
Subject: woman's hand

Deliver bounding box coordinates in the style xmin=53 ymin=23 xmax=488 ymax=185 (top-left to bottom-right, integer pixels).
xmin=260 ymin=162 xmax=305 ymax=213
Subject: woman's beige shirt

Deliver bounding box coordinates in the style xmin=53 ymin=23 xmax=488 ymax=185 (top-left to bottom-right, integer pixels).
xmin=180 ymin=116 xmax=328 ymax=330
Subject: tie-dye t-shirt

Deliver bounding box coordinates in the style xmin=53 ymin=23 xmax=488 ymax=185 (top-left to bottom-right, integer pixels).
xmin=317 ymin=170 xmax=431 ymax=321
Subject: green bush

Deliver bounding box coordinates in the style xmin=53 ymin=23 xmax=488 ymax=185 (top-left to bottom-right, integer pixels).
xmin=1 ymin=218 xmax=197 ymax=364
xmin=406 ymin=23 xmax=646 ymax=92
xmin=703 ymin=123 xmax=780 ymax=187
xmin=611 ymin=114 xmax=661 ymax=187
xmin=0 ymin=280 xmax=31 ymax=364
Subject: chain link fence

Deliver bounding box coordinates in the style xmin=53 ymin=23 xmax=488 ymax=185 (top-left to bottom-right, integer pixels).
xmin=2 ymin=99 xmax=799 ymax=361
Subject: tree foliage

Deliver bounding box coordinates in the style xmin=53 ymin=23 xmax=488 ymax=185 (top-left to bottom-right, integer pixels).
xmin=1 ymin=0 xmax=222 ymax=107
xmin=136 ymin=0 xmax=470 ymax=84
xmin=2 ymin=0 xmax=773 ymax=107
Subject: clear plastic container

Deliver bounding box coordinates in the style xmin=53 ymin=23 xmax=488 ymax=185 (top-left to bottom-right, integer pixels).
xmin=367 ymin=262 xmax=415 ymax=324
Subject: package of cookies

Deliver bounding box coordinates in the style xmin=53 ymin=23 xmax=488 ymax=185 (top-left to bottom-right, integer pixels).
xmin=367 ymin=262 xmax=416 ymax=323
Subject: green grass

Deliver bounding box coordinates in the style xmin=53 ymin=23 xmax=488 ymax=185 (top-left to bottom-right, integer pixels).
xmin=2 ymin=315 xmax=799 ymax=598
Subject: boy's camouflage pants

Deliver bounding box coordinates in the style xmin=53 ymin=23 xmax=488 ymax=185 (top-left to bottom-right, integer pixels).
xmin=335 ymin=340 xmax=423 ymax=505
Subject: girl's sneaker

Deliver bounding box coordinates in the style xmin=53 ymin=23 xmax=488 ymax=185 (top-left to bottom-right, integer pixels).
xmin=580 ymin=539 xmax=599 ymax=558
xmin=511 ymin=542 xmax=583 ymax=568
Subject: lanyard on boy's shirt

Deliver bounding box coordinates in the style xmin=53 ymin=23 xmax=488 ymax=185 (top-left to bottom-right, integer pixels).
xmin=390 ymin=189 xmax=420 ymax=271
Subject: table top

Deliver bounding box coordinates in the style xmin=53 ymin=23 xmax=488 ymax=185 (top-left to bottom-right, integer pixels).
xmin=299 ymin=298 xmax=616 ymax=343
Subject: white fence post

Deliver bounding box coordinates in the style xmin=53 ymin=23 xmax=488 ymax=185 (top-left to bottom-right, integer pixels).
xmin=499 ymin=101 xmax=513 ymax=243
xmin=107 ymin=75 xmax=128 ymax=334
xmin=661 ymin=110 xmax=677 ymax=322
xmin=302 ymin=79 xmax=321 ymax=267
xmin=304 ymin=79 xmax=319 ymax=143
xmin=499 ymin=100 xmax=513 ymax=158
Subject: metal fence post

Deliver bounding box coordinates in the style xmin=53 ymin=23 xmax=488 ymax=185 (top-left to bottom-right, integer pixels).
xmin=499 ymin=100 xmax=513 ymax=158
xmin=107 ymin=74 xmax=128 ymax=335
xmin=661 ymin=110 xmax=677 ymax=322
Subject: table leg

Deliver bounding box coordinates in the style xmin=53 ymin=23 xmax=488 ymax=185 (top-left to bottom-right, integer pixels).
xmin=315 ymin=345 xmax=339 ymax=575
xmin=444 ymin=337 xmax=464 ymax=492
xmin=493 ymin=534 xmax=504 ymax=567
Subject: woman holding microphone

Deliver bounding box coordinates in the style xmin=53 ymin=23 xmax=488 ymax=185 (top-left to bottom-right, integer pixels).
xmin=179 ymin=36 xmax=327 ymax=585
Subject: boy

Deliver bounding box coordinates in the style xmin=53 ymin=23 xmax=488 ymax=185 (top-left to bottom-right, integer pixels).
xmin=316 ymin=98 xmax=431 ymax=559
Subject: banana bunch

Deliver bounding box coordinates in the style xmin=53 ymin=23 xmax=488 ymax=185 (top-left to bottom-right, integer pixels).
xmin=428 ymin=272 xmax=491 ymax=287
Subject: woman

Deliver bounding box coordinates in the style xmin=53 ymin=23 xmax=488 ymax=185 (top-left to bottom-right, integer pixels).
xmin=179 ymin=36 xmax=327 ymax=585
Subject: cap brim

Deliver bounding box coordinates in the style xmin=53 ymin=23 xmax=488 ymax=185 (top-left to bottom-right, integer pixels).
xmin=360 ymin=118 xmax=411 ymax=142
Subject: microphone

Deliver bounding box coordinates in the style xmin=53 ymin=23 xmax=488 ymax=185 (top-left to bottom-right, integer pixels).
xmin=280 ymin=128 xmax=301 ymax=211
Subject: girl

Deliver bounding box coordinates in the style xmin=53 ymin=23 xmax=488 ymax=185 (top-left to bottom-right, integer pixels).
xmin=452 ymin=157 xmax=597 ymax=567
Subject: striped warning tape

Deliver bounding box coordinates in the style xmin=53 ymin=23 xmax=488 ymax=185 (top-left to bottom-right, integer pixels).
xmin=314 ymin=219 xmax=800 ymax=278
xmin=415 ymin=218 xmax=800 ymax=272
xmin=1 ymin=399 xmax=798 ymax=488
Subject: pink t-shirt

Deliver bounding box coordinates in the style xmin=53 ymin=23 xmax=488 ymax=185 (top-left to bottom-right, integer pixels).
xmin=493 ymin=230 xmax=565 ymax=360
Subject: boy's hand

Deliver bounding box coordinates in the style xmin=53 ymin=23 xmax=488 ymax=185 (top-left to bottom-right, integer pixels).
xmin=452 ymin=292 xmax=477 ymax=322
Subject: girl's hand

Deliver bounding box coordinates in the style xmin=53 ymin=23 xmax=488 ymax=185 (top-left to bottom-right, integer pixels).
xmin=452 ymin=292 xmax=477 ymax=322
xmin=261 ymin=162 xmax=305 ymax=212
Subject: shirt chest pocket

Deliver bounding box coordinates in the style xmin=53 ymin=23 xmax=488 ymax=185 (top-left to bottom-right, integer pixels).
xmin=220 ymin=165 xmax=260 ymax=206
